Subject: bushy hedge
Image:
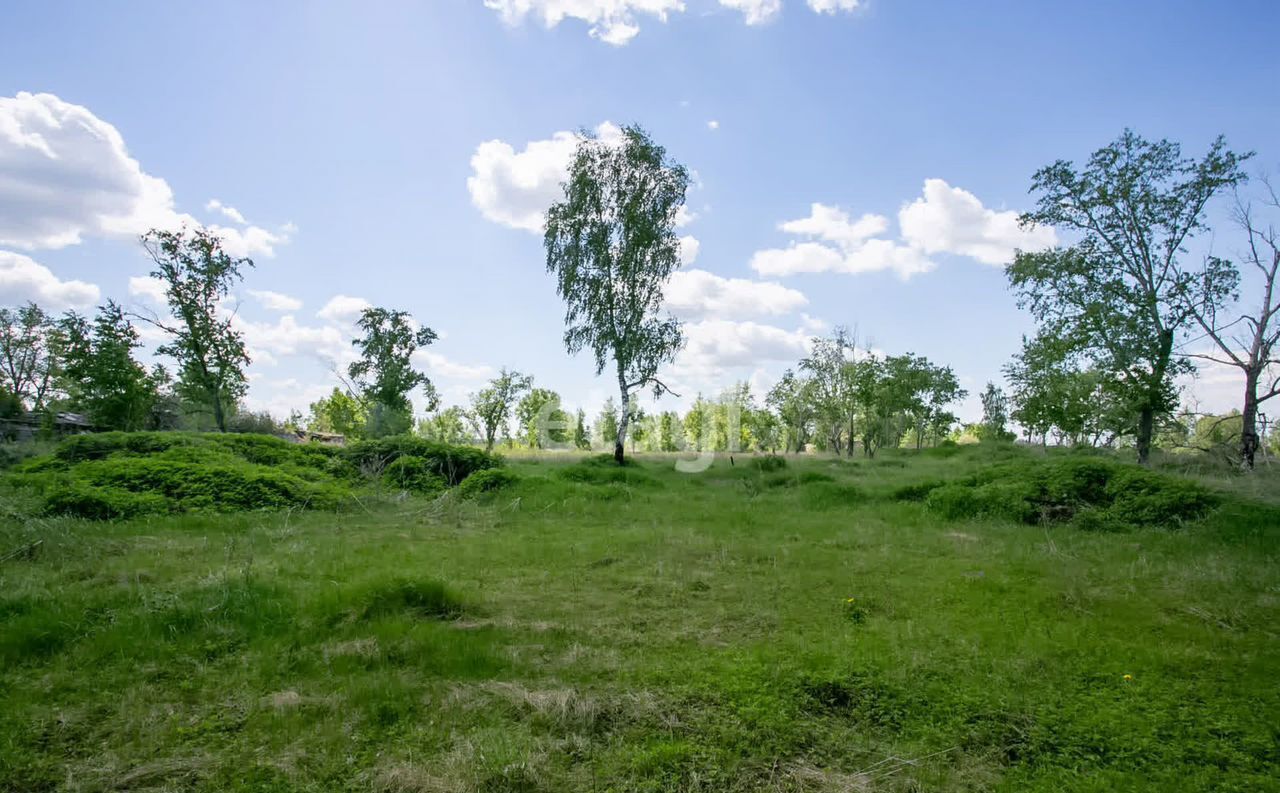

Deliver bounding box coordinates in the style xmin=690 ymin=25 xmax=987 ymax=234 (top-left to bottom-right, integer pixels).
xmin=341 ymin=436 xmax=501 ymax=485
xmin=5 ymin=432 xmax=501 ymax=519
xmin=457 ymin=468 xmax=519 ymax=499
xmin=919 ymin=458 xmax=1217 ymax=530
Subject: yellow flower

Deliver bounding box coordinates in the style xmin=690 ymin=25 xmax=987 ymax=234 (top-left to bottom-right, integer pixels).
xmin=846 ymin=598 xmax=856 ymax=603
xmin=1122 ymin=674 xmax=1134 ymax=682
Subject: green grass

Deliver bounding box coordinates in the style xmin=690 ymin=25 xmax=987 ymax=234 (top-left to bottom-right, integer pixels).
xmin=1 ymin=444 xmax=1278 ymax=791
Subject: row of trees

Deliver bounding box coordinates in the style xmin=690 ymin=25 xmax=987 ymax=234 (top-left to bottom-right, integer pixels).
xmin=2 ymin=228 xmax=443 ymax=439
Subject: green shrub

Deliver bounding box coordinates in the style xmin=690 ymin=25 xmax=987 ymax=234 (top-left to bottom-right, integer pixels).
xmin=801 ymin=481 xmax=866 ymax=509
xmin=923 ymin=458 xmax=1217 ymax=529
xmin=751 ymin=455 xmax=787 ymax=472
xmin=342 ymin=436 xmax=500 ymax=485
xmin=42 ymin=482 xmax=170 ymax=520
xmin=890 ymin=479 xmax=947 ymax=501
xmin=381 ymin=455 xmax=446 ymax=494
xmin=457 ymin=468 xmax=520 ymax=498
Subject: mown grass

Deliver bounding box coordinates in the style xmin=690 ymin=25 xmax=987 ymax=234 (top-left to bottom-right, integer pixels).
xmin=1 ymin=444 xmax=1277 ymax=791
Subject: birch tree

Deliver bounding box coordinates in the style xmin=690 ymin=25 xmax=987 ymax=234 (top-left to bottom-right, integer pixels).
xmin=544 ymin=124 xmax=688 ymax=464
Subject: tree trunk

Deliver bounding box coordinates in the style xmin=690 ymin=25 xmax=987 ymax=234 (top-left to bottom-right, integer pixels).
xmin=211 ymin=387 xmax=226 ymax=432
xmin=1242 ymin=369 xmax=1260 ymax=469
xmin=615 ymin=372 xmax=630 ymax=465
xmin=1135 ymin=406 xmax=1154 ymax=465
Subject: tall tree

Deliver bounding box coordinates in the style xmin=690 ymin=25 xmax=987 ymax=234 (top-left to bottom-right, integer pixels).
xmin=307 ymin=387 xmax=367 ymax=438
xmin=572 ymin=408 xmax=591 ymax=450
xmin=1180 ymin=175 xmax=1280 ymax=468
xmin=0 ymin=302 xmax=62 ymax=410
xmin=516 ymin=387 xmax=570 ymax=448
xmin=140 ymin=227 xmax=251 ymax=432
xmin=58 ymin=301 xmax=158 ymax=430
xmin=544 ymin=124 xmax=689 ymax=463
xmin=800 ymin=329 xmax=858 ymax=455
xmin=978 ymin=382 xmax=1013 ymax=442
xmin=468 ymin=368 xmax=531 ymax=452
xmin=348 ymin=307 xmax=438 ymax=437
xmin=1010 ymin=130 xmax=1250 ymax=463
xmin=596 ymin=397 xmax=620 ymax=448
xmin=766 ymin=369 xmax=815 ymax=453
xmin=418 ymin=406 xmax=469 ymax=445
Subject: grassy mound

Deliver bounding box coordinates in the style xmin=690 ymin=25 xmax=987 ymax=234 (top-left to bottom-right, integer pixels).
xmin=4 ymin=432 xmax=503 ymax=519
xmin=558 ymin=454 xmax=655 ymax=486
xmin=918 ymin=457 xmax=1217 ymax=530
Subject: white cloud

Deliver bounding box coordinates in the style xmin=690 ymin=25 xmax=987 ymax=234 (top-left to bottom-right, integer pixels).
xmin=205 ymin=199 xmax=246 ymax=225
xmin=0 ymin=251 xmax=99 ymax=310
xmin=236 ymin=314 xmax=352 ymax=367
xmin=412 ymin=349 xmax=496 ymax=381
xmin=468 ymin=121 xmax=622 ymax=233
xmin=676 ymin=318 xmax=813 ymax=374
xmin=316 ymin=294 xmax=371 ymax=324
xmin=898 ymin=179 xmax=1057 ymax=266
xmin=750 ymin=242 xmax=845 ymax=276
xmin=753 ymin=182 xmax=1051 ymax=279
xmin=666 ymin=268 xmax=808 ymax=320
xmin=128 ymin=275 xmax=168 ymax=305
xmin=678 ymin=235 xmax=701 ymax=266
xmin=779 ymin=203 xmax=888 ymax=248
xmin=0 ymin=91 xmax=291 ymax=257
xmin=483 ymin=0 xmax=684 ymax=45
xmin=807 ymin=0 xmax=860 ymax=13
xmin=718 ymin=0 xmax=781 ymax=24
xmin=674 ymin=204 xmax=698 ymax=228
xmin=247 ymin=289 xmax=303 ymax=312
xmin=707 ymin=119 xmax=720 ymax=130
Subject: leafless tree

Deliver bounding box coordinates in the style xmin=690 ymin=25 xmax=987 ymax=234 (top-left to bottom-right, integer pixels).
xmin=1185 ymin=174 xmax=1280 ymax=468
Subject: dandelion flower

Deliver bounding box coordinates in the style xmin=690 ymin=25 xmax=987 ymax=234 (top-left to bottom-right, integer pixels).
xmin=1123 ymin=674 xmax=1133 ymax=682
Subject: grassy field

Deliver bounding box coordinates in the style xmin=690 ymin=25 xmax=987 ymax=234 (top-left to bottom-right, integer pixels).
xmin=1 ymin=445 xmax=1278 ymax=792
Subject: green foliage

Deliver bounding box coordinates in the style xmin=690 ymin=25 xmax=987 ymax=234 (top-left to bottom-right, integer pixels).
xmin=418 ymin=405 xmax=469 ymax=445
xmin=381 ymin=455 xmax=447 ymax=493
xmin=0 ymin=302 xmax=60 ymax=411
xmin=1010 ymin=130 xmax=1250 ymax=462
xmin=457 ymin=467 xmax=520 ymax=498
xmin=558 ymin=455 xmax=654 ymax=486
xmin=347 ymin=307 xmax=438 ymax=436
xmin=515 ymin=387 xmax=570 ymax=448
xmin=469 ymin=368 xmax=532 ymax=452
xmin=307 ymin=387 xmax=367 ymax=439
xmin=544 ymin=124 xmax=689 ymax=461
xmin=56 ymin=301 xmax=159 ymax=430
xmin=342 ymin=435 xmax=501 ymax=485
xmin=141 ymin=227 xmax=251 ymax=432
xmin=922 ymin=458 xmax=1217 ymax=529
xmin=750 ymin=455 xmax=787 ymax=472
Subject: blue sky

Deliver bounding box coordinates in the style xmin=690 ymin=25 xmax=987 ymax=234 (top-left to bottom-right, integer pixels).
xmin=2 ymin=0 xmax=1277 ymax=423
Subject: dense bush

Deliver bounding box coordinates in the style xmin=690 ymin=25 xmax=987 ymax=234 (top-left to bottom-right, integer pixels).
xmin=920 ymin=458 xmax=1217 ymax=529
xmin=751 ymin=455 xmax=787 ymax=472
xmin=381 ymin=455 xmax=446 ymax=494
xmin=457 ymin=468 xmax=520 ymax=498
xmin=342 ymin=436 xmax=500 ymax=485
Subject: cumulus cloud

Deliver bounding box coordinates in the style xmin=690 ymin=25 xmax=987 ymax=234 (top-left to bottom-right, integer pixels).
xmin=0 ymin=91 xmax=291 ymax=257
xmin=779 ymin=203 xmax=888 ymax=248
xmin=482 ymin=0 xmax=684 ymax=45
xmin=898 ymin=179 xmax=1057 ymax=265
xmin=247 ymin=289 xmax=303 ymax=312
xmin=236 ymin=315 xmax=353 ymax=367
xmin=718 ymin=0 xmax=781 ymax=24
xmin=678 ymin=235 xmax=701 ymax=266
xmin=677 ymin=318 xmax=813 ymax=371
xmin=316 ymin=294 xmax=372 ymax=324
xmin=0 ymin=251 xmax=99 ymax=310
xmin=468 ymin=121 xmax=622 ymax=233
xmin=752 ymin=181 xmax=1052 ymax=279
xmin=666 ymin=268 xmax=808 ymax=320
